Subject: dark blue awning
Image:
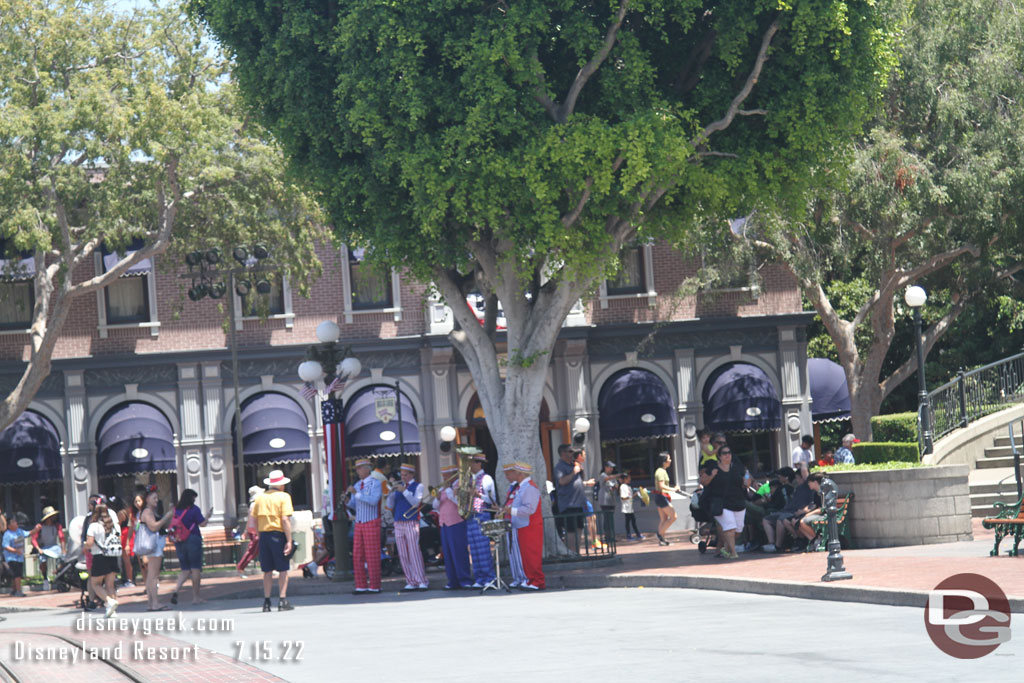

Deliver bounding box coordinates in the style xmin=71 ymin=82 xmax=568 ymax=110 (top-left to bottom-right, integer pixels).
xmin=101 ymin=238 xmax=151 ymax=277
xmin=808 ymin=358 xmax=851 ymax=423
xmin=344 ymin=385 xmax=420 ymax=457
xmin=703 ymin=363 xmax=781 ymax=433
xmin=97 ymin=402 xmax=176 ymax=476
xmin=0 ymin=411 xmax=62 ymax=484
xmin=598 ymin=369 xmax=678 ymax=443
xmin=236 ymin=392 xmax=310 ymax=465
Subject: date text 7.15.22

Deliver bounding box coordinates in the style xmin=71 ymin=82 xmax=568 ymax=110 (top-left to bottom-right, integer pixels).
xmin=233 ymin=640 xmax=304 ymax=662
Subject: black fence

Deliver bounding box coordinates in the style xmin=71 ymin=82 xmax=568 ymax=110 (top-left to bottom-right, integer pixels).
xmin=928 ymin=351 xmax=1024 ymax=442
xmin=548 ymin=509 xmax=617 ymax=561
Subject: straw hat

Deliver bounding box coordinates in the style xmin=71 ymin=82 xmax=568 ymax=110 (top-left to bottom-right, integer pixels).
xmin=354 ymin=458 xmax=372 ymax=469
xmin=40 ymin=506 xmax=59 ymax=523
xmin=263 ymin=470 xmax=291 ymax=487
xmin=399 ymin=463 xmax=416 ymax=473
xmin=513 ymin=462 xmax=532 ymax=473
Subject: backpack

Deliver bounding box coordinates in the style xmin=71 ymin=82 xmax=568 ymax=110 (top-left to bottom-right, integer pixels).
xmin=168 ymin=508 xmax=195 ymax=544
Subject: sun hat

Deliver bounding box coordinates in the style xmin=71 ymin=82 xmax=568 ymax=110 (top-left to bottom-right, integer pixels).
xmin=263 ymin=470 xmax=291 ymax=486
xmin=41 ymin=506 xmax=59 ymax=522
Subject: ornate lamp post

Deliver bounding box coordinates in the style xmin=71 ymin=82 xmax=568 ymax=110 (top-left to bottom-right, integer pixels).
xmin=820 ymin=476 xmax=852 ymax=581
xmin=298 ymin=320 xmax=361 ymax=580
xmin=182 ymin=245 xmax=274 ymax=520
xmin=905 ymin=285 xmax=934 ymax=455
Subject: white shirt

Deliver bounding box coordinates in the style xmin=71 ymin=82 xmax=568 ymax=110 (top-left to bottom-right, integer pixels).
xmin=87 ymin=520 xmax=123 ymax=557
xmin=619 ymin=483 xmax=635 ymax=514
xmin=791 ymin=446 xmax=814 ymax=466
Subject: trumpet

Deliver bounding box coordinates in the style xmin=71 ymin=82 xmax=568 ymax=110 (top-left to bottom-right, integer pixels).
xmin=400 ymin=472 xmax=458 ymax=520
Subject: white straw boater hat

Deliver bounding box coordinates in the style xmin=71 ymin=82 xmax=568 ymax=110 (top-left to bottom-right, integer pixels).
xmin=263 ymin=470 xmax=291 ymax=486
xmin=399 ymin=463 xmax=416 ymax=473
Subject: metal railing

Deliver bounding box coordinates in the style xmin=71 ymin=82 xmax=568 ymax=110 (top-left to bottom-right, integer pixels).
xmin=549 ymin=509 xmax=617 ymax=561
xmin=928 ymin=351 xmax=1024 ymax=441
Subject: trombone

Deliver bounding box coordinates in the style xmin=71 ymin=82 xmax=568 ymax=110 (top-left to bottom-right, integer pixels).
xmin=400 ymin=471 xmax=460 ymax=520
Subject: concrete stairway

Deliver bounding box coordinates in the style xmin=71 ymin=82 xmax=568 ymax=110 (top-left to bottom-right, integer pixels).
xmin=969 ymin=427 xmax=1024 ymax=517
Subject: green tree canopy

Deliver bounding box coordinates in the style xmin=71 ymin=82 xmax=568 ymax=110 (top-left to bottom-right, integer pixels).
xmin=194 ymin=0 xmax=896 ymax=509
xmin=0 ymin=0 xmax=324 ymax=430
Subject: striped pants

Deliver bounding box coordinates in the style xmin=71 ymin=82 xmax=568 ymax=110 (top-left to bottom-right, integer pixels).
xmin=466 ymin=512 xmax=495 ymax=585
xmin=353 ymin=518 xmax=381 ymax=590
xmin=508 ymin=523 xmax=545 ymax=589
xmin=394 ymin=520 xmax=427 ymax=586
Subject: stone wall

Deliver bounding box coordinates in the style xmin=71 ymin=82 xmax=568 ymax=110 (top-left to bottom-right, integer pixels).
xmin=829 ymin=465 xmax=972 ymax=548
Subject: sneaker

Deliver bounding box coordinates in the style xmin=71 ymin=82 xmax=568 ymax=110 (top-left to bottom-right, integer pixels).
xmin=353 ymin=588 xmax=368 ymax=594
xmin=636 ymin=534 xmax=645 ymax=540
xmin=278 ymin=599 xmax=294 ymax=611
xmin=624 ymin=534 xmax=634 ymax=540
xmin=366 ymin=588 xmax=381 ymax=594
xmin=762 ymin=544 xmax=777 ymax=552
xmin=170 ymin=592 xmax=178 ymax=605
xmin=42 ymin=580 xmax=51 ymax=591
xmin=403 ymin=583 xmax=417 ymax=591
xmin=262 ymin=598 xmax=272 ymax=612
xmin=105 ymin=597 xmax=119 ymax=618
xmin=470 ymin=582 xmax=484 ymax=589
xmin=519 ymin=583 xmax=540 ymax=591
xmin=122 ymin=581 xmax=135 ymax=589
xmin=417 ymin=583 xmax=429 ymax=590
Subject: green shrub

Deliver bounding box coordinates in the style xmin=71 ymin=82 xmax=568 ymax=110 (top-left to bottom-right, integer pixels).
xmin=870 ymin=412 xmax=918 ymax=442
xmin=812 ymin=461 xmax=926 ymax=472
xmin=851 ymin=441 xmax=920 ymax=464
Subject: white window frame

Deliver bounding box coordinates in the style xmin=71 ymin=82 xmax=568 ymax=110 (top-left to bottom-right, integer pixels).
xmin=94 ymin=252 xmax=160 ymax=339
xmin=233 ymin=273 xmax=295 ymax=331
xmin=340 ymin=245 xmax=402 ymax=324
xmin=0 ymin=280 xmax=34 ymax=336
xmin=599 ymin=242 xmax=656 ymax=309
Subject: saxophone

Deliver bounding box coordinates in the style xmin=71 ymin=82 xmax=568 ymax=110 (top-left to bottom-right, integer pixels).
xmin=456 ymin=452 xmax=477 ymax=519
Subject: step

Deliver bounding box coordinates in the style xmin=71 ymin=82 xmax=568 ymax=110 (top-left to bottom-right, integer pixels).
xmin=984 ymin=445 xmax=1021 ymax=458
xmin=976 ymin=456 xmax=1021 ymax=469
xmin=973 ymin=504 xmax=1000 ymax=518
xmin=970 ymin=481 xmax=1022 ymax=495
xmin=969 ymin=491 xmax=1021 ymax=507
xmin=993 ymin=434 xmax=1024 ymax=448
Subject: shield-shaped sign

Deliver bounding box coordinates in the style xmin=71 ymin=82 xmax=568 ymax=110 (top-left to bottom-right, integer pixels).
xmin=374 ymin=389 xmax=397 ymax=423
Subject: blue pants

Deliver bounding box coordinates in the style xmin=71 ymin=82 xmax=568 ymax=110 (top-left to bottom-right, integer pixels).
xmin=466 ymin=512 xmax=495 ymax=584
xmin=440 ymin=520 xmax=473 ymax=588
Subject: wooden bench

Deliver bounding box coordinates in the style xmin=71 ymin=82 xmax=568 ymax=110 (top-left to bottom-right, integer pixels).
xmin=808 ymin=494 xmax=853 ymax=552
xmin=163 ymin=528 xmax=245 ymax=569
xmin=982 ymin=496 xmax=1024 ymax=556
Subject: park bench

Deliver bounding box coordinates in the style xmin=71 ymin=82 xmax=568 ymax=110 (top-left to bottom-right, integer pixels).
xmin=808 ymin=493 xmax=853 ymax=552
xmin=982 ymin=495 xmax=1024 ymax=556
xmin=163 ymin=528 xmax=245 ymax=569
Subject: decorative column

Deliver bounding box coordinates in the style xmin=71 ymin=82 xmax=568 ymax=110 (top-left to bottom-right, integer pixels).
xmin=674 ymin=348 xmax=700 ymax=487
xmin=63 ymin=370 xmax=90 ymax=517
xmin=778 ymin=326 xmax=812 ymax=469
xmin=200 ymin=361 xmax=232 ymax=523
xmin=177 ymin=363 xmax=209 ymax=517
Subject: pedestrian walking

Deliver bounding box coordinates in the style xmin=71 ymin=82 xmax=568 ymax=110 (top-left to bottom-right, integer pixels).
xmin=85 ymin=504 xmax=122 ymax=617
xmin=654 ymin=452 xmax=680 ymax=545
xmin=250 ymin=471 xmax=295 ymax=612
xmin=2 ymin=516 xmax=29 ymax=597
xmin=29 ymin=506 xmax=65 ymax=591
xmin=169 ymin=489 xmax=211 ymax=606
xmin=135 ymin=485 xmax=173 ymax=610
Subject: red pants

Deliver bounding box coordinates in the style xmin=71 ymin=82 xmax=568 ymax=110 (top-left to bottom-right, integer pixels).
xmin=513 ymin=523 xmax=545 ymax=589
xmin=353 ymin=518 xmax=381 ymax=590
xmin=236 ymin=531 xmax=259 ymax=572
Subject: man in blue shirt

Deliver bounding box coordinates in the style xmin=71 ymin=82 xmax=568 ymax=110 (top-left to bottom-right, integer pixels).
xmin=554 ymin=444 xmax=594 ymax=544
xmin=2 ymin=516 xmax=30 ymax=597
xmin=835 ymin=434 xmax=856 ymax=464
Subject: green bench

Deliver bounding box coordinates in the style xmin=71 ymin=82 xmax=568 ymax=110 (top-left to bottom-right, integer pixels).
xmin=982 ymin=495 xmax=1024 ymax=556
xmin=808 ymin=493 xmax=853 ymax=552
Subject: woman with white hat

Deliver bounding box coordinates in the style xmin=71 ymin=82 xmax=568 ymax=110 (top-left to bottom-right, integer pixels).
xmin=236 ymin=485 xmax=265 ymax=578
xmin=29 ymin=506 xmax=65 ymax=591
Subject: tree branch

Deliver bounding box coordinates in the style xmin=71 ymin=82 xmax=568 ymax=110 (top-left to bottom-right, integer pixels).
xmin=880 ymin=295 xmax=967 ymax=400
xmin=696 ymin=17 xmax=780 ymax=143
xmin=558 ymin=0 xmax=630 ymax=123
xmin=561 ymin=177 xmax=594 ymax=229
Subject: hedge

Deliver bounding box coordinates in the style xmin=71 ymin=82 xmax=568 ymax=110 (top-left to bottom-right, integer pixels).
xmin=870 ymin=412 xmax=918 ymax=443
xmin=850 ymin=441 xmax=920 ymax=464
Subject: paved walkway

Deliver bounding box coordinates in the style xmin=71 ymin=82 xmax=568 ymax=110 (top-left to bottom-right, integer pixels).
xmin=5 ymin=519 xmax=1021 ymax=614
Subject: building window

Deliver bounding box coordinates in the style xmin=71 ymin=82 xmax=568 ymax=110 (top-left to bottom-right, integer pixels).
xmin=349 ymin=249 xmax=393 ymax=310
xmin=341 ymin=246 xmax=402 ymax=323
xmin=241 ymin=275 xmax=285 ymax=317
xmin=104 ymin=276 xmax=150 ymax=324
xmin=0 ymin=281 xmax=33 ymax=330
xmin=606 ymin=244 xmax=645 ymax=295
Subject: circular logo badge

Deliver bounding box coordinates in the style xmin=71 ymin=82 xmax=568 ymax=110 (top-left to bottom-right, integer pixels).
xmin=745 ymin=406 xmax=762 ymax=417
xmin=925 ymin=573 xmax=1011 ymax=658
xmin=268 ymin=438 xmax=286 ymax=449
xmin=640 ymin=413 xmax=656 ymax=423
xmin=130 ymin=448 xmax=149 ymax=459
xmin=16 ymin=457 xmax=33 ymax=468
xmin=379 ymin=430 xmax=396 ymax=441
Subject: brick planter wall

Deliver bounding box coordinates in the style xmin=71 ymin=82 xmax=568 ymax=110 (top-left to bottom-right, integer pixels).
xmin=829 ymin=465 xmax=973 ymax=548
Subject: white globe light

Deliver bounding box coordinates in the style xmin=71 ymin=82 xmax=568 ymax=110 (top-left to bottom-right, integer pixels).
xmin=904 ymin=285 xmax=927 ymax=308
xmin=574 ymin=417 xmax=591 ymax=434
xmin=298 ymin=360 xmax=324 ymax=382
xmin=339 ymin=356 xmax=362 ymax=379
xmin=316 ymin=320 xmax=342 ymax=343
xmin=440 ymin=425 xmax=457 ymax=442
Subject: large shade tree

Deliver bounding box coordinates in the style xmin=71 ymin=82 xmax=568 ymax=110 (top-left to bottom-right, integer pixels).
xmin=730 ymin=0 xmax=1024 ymax=441
xmin=193 ymin=0 xmax=896 ymax=514
xmin=0 ymin=0 xmax=323 ymax=431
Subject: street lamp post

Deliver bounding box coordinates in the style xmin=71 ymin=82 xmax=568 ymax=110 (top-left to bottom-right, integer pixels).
xmin=905 ymin=285 xmax=934 ymax=455
xmin=298 ymin=321 xmax=361 ymax=581
xmin=182 ymin=245 xmax=276 ymax=521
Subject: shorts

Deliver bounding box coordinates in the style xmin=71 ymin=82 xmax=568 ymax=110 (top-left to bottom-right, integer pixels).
xmin=714 ymin=508 xmax=747 ymax=532
xmin=174 ymin=534 xmax=204 ymax=572
xmin=90 ymin=555 xmax=118 ymax=578
xmin=6 ymin=561 xmax=24 ymax=579
xmin=258 ymin=531 xmax=289 ymax=573
xmin=802 ymin=514 xmax=826 ymax=525
xmin=654 ymin=494 xmax=671 ymax=509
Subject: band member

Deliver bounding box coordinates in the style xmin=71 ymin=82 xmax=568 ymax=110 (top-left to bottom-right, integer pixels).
xmin=387 ymin=463 xmax=428 ymax=590
xmin=466 ymin=451 xmax=497 ymax=588
xmin=504 ymin=462 xmax=545 ymax=591
xmin=348 ymin=458 xmax=382 ymax=594
xmin=433 ymin=464 xmax=473 ymax=589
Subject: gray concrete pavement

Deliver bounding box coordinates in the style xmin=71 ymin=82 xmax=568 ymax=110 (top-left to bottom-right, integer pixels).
xmin=2 ymin=587 xmax=1017 ymax=682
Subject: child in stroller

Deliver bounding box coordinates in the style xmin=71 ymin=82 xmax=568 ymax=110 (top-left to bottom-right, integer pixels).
xmin=686 ymin=489 xmax=718 ymax=554
xmin=51 ymin=551 xmax=95 ymax=609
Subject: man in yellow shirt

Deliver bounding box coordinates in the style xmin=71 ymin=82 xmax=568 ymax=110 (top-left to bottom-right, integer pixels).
xmin=249 ymin=469 xmax=295 ymax=612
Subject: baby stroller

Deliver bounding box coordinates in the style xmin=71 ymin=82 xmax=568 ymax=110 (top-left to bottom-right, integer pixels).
xmin=686 ymin=489 xmax=718 ymax=554
xmin=52 ymin=553 xmax=93 ymax=609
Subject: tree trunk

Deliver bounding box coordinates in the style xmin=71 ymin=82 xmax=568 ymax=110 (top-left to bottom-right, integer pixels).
xmin=848 ymin=382 xmax=882 ymax=443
